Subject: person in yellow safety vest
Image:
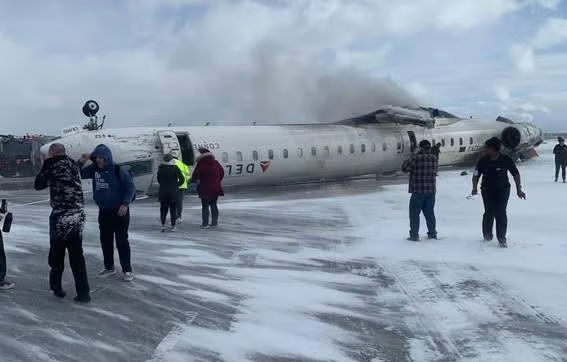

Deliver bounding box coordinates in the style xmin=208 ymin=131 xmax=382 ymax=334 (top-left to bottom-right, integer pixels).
xmin=173 ymin=156 xmax=191 ymax=223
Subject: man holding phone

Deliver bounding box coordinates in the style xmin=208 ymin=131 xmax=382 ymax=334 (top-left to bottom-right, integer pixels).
xmin=0 ymin=203 xmax=15 ymax=290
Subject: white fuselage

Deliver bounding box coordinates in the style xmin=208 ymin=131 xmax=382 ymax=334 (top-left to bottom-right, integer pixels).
xmin=40 ymin=117 xmax=543 ymax=194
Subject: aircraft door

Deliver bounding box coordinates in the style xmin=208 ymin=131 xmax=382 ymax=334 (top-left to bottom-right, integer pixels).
xmin=395 ymin=132 xmax=404 ymax=154
xmin=157 ymin=130 xmax=182 ymax=158
xmin=407 ymin=131 xmax=417 ymax=153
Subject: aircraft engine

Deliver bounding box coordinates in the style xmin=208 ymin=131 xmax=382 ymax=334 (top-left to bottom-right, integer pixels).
xmin=499 ymin=122 xmax=543 ymax=161
xmin=501 ymin=126 xmax=522 ymax=149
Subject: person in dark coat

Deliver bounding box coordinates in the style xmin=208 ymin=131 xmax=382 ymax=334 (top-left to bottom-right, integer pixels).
xmin=157 ymin=154 xmax=184 ymax=232
xmin=191 ymin=148 xmax=224 ymax=228
xmin=553 ymin=137 xmax=567 ymax=182
xmin=431 ymin=143 xmax=441 ymax=159
xmin=0 ymin=217 xmax=14 ymax=290
xmin=471 ymin=137 xmax=526 ymax=248
xmin=34 ymin=143 xmax=91 ymax=302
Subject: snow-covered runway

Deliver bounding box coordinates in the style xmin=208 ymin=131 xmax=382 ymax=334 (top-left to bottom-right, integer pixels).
xmin=0 ymin=142 xmax=566 ymax=362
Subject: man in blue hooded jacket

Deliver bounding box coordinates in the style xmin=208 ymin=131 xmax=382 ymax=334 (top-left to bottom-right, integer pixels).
xmin=78 ymin=144 xmax=136 ymax=282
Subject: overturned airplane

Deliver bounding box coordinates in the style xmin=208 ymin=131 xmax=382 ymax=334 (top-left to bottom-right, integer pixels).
xmin=40 ymin=102 xmax=543 ymax=194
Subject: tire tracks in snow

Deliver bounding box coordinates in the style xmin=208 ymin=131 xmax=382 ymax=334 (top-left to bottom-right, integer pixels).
xmin=379 ymin=260 xmax=567 ymax=362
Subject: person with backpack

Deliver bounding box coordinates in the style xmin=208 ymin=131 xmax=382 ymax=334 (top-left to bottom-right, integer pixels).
xmin=157 ymin=154 xmax=184 ymax=232
xmin=78 ymin=144 xmax=136 ymax=282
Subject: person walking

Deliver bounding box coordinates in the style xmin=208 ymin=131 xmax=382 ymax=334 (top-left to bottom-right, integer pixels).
xmin=191 ymin=148 xmax=224 ymax=228
xmin=78 ymin=144 xmax=136 ymax=282
xmin=432 ymin=143 xmax=441 ymax=159
xmin=173 ymin=155 xmax=190 ymax=223
xmin=401 ymin=140 xmax=439 ymax=241
xmin=34 ymin=143 xmax=91 ymax=302
xmin=471 ymin=137 xmax=526 ymax=247
xmin=553 ymin=137 xmax=567 ymax=182
xmin=157 ymin=154 xmax=184 ymax=232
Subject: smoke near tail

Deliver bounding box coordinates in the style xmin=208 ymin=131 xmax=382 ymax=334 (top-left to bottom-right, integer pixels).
xmin=204 ymin=44 xmax=420 ymax=125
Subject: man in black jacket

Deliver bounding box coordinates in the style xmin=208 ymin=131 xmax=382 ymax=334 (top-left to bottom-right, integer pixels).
xmin=471 ymin=137 xmax=526 ymax=248
xmin=34 ymin=143 xmax=91 ymax=302
xmin=157 ymin=154 xmax=184 ymax=232
xmin=553 ymin=137 xmax=567 ymax=182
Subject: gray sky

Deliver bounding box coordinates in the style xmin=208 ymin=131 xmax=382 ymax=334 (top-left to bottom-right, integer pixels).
xmin=0 ymin=0 xmax=566 ymax=135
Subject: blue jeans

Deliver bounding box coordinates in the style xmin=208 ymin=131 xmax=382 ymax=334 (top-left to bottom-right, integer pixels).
xmin=409 ymin=193 xmax=436 ymax=238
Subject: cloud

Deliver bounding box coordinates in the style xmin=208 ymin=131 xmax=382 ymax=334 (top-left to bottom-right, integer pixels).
xmin=495 ymin=84 xmax=512 ymax=102
xmin=532 ymin=17 xmax=567 ymax=49
xmin=510 ymin=44 xmax=536 ymax=73
xmin=0 ymin=0 xmax=564 ymax=134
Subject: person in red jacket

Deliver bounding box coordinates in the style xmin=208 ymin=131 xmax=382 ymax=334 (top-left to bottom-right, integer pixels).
xmin=191 ymin=148 xmax=224 ymax=228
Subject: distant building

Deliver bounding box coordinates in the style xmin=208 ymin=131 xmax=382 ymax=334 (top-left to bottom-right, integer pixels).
xmin=0 ymin=134 xmax=57 ymax=177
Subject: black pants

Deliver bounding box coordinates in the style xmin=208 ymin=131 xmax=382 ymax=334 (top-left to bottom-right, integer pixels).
xmin=555 ymin=160 xmax=566 ymax=181
xmin=49 ymin=212 xmax=90 ymax=297
xmin=176 ymin=190 xmax=185 ymax=218
xmin=160 ymin=201 xmax=177 ymax=226
xmin=0 ymin=231 xmax=6 ymax=282
xmin=98 ymin=208 xmax=132 ymax=273
xmin=481 ymin=187 xmax=510 ymax=242
xmin=201 ymin=198 xmax=219 ymax=226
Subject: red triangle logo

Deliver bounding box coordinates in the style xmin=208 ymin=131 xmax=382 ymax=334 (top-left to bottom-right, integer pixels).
xmin=260 ymin=160 xmax=271 ymax=173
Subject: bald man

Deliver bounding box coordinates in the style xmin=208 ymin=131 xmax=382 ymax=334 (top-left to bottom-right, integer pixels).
xmin=34 ymin=143 xmax=91 ymax=303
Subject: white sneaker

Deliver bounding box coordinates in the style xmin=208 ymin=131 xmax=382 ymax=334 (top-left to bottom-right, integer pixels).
xmin=177 ymin=217 xmax=183 ymax=224
xmin=170 ymin=226 xmax=176 ymax=232
xmin=161 ymin=225 xmax=166 ymax=232
xmin=123 ymin=272 xmax=135 ymax=282
xmin=98 ymin=268 xmax=116 ymax=277
xmin=0 ymin=281 xmax=15 ymax=290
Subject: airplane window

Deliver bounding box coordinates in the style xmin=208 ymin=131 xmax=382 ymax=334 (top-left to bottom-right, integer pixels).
xmin=450 ymin=138 xmax=454 ymax=146
xmin=361 ymin=144 xmax=366 ymax=153
xmin=311 ymin=147 xmax=317 ymax=156
xmin=253 ymin=151 xmax=258 ymax=161
xmin=432 ymin=139 xmax=436 ymax=146
xmin=442 ymin=139 xmax=445 ymax=147
xmin=337 ymin=145 xmax=343 ymax=154
xmin=297 ymin=148 xmax=303 ymax=158
xmin=371 ymin=143 xmax=376 ymax=152
xmin=118 ymin=160 xmax=153 ymax=177
xmin=222 ymin=152 xmax=229 ymax=163
xmin=268 ymin=149 xmax=274 ymax=160
xmin=236 ymin=151 xmax=243 ymax=162
xmin=283 ymin=148 xmax=288 ymax=159
xmin=469 ymin=137 xmax=473 ymax=145
xmin=397 ymin=141 xmax=401 ymax=150
xmin=350 ymin=144 xmax=355 ymax=153
xmin=323 ymin=146 xmax=330 ymax=157
xmin=383 ymin=143 xmax=387 ymax=151
xmin=459 ymin=138 xmax=463 ymax=146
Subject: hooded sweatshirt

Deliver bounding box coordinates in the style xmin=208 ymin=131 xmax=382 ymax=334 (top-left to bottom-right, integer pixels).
xmin=79 ymin=144 xmax=136 ymax=209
